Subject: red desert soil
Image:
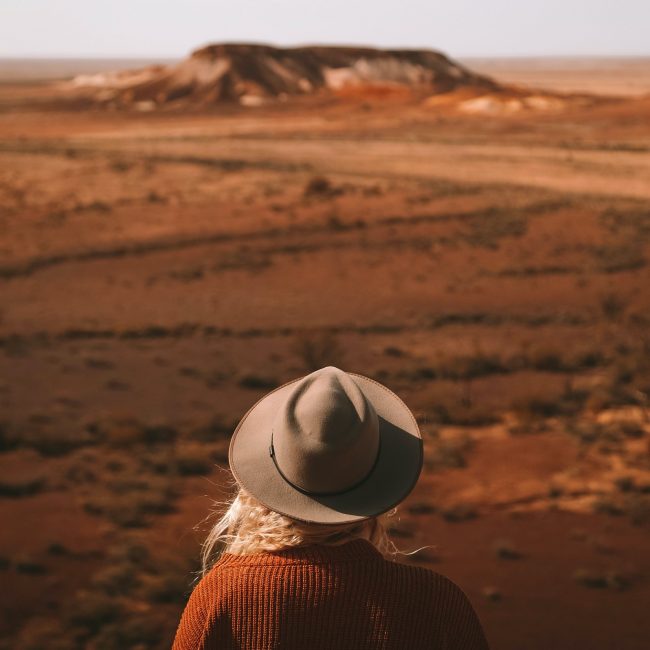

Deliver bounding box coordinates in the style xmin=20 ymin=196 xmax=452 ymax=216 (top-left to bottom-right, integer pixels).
xmin=0 ymin=51 xmax=649 ymax=650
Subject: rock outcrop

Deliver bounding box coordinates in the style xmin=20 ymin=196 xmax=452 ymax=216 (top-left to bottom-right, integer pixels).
xmin=68 ymin=43 xmax=498 ymax=108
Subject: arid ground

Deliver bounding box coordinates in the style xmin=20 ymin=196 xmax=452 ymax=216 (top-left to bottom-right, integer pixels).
xmin=0 ymin=58 xmax=649 ymax=649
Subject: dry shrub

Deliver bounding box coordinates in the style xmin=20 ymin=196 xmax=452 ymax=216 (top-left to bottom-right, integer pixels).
xmin=65 ymin=591 xmax=121 ymax=635
xmin=429 ymin=401 xmax=499 ymax=427
xmin=188 ymin=415 xmax=234 ymax=442
xmin=573 ymin=568 xmax=631 ymax=590
xmin=238 ymin=373 xmax=278 ymax=390
xmin=442 ymin=351 xmax=507 ymax=379
xmin=482 ymin=586 xmax=502 ymax=602
xmin=441 ymin=503 xmax=478 ymax=522
xmin=92 ymin=562 xmax=139 ymax=597
xmin=425 ymin=432 xmax=474 ymax=471
xmin=622 ymin=494 xmax=650 ymax=525
xmin=21 ymin=427 xmax=97 ymax=457
xmin=0 ymin=477 xmax=45 ymax=498
xmin=492 ymin=539 xmax=523 ymax=560
xmin=599 ymin=292 xmax=628 ymax=321
xmin=104 ymin=419 xmax=144 ymax=447
xmin=593 ymin=242 xmax=645 ymax=273
xmin=407 ymin=502 xmax=437 ymax=515
xmin=89 ymin=418 xmax=177 ymax=448
xmin=91 ymin=616 xmax=162 ymax=649
xmin=140 ymin=569 xmax=191 ymax=603
xmin=15 ymin=554 xmax=47 ymax=575
xmin=291 ymin=330 xmax=345 ymax=372
xmin=511 ymin=395 xmax=562 ymax=421
xmin=0 ymin=422 xmax=18 ymax=452
xmin=13 ymin=617 xmax=70 ymax=650
xmin=303 ymin=175 xmax=343 ymax=199
xmin=84 ymin=474 xmax=177 ymax=528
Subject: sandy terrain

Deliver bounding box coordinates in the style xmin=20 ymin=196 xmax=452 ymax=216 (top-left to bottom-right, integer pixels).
xmin=0 ymin=58 xmax=649 ymax=650
xmin=464 ymin=57 xmax=650 ymax=97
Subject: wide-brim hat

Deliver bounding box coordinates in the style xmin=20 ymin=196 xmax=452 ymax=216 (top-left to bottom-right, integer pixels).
xmin=229 ymin=366 xmax=423 ymax=524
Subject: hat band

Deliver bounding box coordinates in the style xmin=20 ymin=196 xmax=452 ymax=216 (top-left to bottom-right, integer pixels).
xmin=268 ymin=430 xmax=382 ymax=498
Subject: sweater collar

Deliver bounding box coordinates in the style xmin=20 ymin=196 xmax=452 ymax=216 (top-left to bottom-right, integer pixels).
xmin=215 ymin=538 xmax=384 ymax=567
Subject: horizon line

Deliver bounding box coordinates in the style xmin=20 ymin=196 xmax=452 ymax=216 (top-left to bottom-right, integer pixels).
xmin=1 ymin=46 xmax=650 ymax=61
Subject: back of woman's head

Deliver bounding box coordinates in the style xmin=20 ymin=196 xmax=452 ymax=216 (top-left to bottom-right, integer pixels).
xmin=201 ymin=486 xmax=399 ymax=575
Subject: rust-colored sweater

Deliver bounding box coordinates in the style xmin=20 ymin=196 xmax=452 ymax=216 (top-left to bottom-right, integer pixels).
xmin=172 ymin=538 xmax=490 ymax=650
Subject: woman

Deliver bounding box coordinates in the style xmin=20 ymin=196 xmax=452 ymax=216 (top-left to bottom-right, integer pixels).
xmin=173 ymin=366 xmax=490 ymax=649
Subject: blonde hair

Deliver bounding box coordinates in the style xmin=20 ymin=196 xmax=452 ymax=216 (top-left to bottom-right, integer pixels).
xmin=200 ymin=480 xmax=413 ymax=576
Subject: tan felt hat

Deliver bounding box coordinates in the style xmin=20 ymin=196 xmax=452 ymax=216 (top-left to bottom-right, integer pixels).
xmin=228 ymin=366 xmax=423 ymax=524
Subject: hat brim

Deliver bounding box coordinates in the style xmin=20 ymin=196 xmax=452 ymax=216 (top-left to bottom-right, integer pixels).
xmin=228 ymin=371 xmax=423 ymax=524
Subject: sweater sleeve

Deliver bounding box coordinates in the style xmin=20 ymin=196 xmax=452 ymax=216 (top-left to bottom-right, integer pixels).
xmin=438 ymin=574 xmax=491 ymax=650
xmin=172 ymin=572 xmax=217 ymax=650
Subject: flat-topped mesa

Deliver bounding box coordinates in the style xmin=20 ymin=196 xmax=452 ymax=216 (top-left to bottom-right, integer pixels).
xmin=69 ymin=42 xmax=499 ymax=108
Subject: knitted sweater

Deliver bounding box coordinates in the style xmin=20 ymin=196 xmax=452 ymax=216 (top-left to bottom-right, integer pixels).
xmin=172 ymin=538 xmax=490 ymax=649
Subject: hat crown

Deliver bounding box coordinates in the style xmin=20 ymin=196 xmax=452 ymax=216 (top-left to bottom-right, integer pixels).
xmin=271 ymin=366 xmax=380 ymax=495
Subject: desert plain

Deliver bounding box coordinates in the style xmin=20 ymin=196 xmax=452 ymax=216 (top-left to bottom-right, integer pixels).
xmin=0 ymin=53 xmax=650 ymax=649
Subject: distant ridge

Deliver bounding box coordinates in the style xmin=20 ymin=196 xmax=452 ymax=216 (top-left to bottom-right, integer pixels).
xmin=67 ymin=43 xmax=499 ymax=108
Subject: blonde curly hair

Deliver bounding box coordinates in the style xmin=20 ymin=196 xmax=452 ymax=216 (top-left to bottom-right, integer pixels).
xmin=201 ymin=481 xmax=408 ymax=575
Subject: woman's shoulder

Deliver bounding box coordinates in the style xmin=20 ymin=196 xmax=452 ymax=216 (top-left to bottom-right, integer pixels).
xmin=384 ymin=555 xmax=474 ymax=597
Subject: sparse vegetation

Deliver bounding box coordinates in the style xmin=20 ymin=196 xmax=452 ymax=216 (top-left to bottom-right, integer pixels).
xmin=3 ymin=59 xmax=650 ymax=650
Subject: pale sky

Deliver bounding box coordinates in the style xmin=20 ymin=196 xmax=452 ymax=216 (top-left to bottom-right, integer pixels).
xmin=1 ymin=0 xmax=648 ymax=59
